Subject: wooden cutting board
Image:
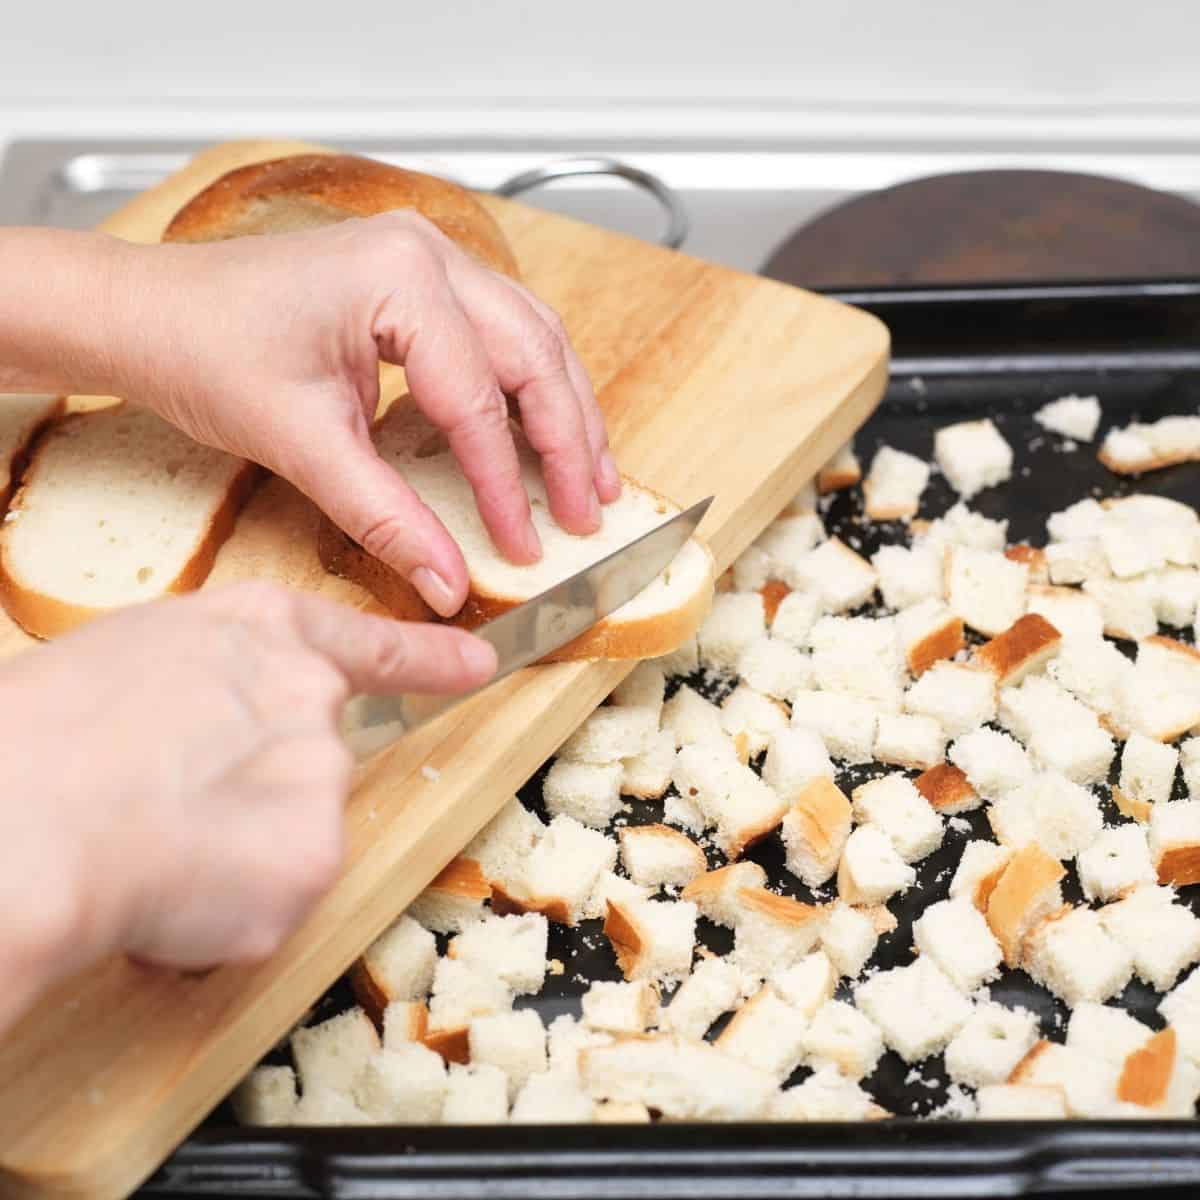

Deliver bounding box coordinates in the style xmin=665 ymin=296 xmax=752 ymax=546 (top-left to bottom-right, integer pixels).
xmin=0 ymin=139 xmax=888 ymax=1199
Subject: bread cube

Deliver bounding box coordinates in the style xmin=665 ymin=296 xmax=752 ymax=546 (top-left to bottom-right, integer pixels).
xmin=1115 ymin=1026 xmax=1200 ymax=1116
xmin=621 ymin=728 xmax=676 ymax=800
xmin=1066 ymin=1001 xmax=1152 ymax=1066
xmin=661 ymin=684 xmax=725 ymax=747
xmin=510 ymin=1072 xmax=594 ymax=1123
xmin=407 ymin=858 xmax=491 ymax=934
xmin=1045 ymin=634 xmax=1133 ymax=725
xmin=1047 ymin=497 xmax=1107 ymax=543
xmin=756 ymin=513 xmax=826 ymax=582
xmin=559 ymin=706 xmax=658 ymax=766
xmin=791 ymin=537 xmax=878 ymax=613
xmin=986 ymin=842 xmax=1066 ymax=966
xmin=790 ymin=688 xmax=880 ymax=764
xmin=350 ymin=914 xmax=437 ymax=1025
xmin=697 ymin=592 xmax=768 ymax=671
xmin=441 ymin=1062 xmax=510 ymax=1124
xmin=905 ymin=661 xmax=997 ymax=737
xmin=1025 ymin=907 xmax=1134 ymax=1005
xmin=1121 ymin=733 xmax=1180 ymax=810
xmin=934 ymin=419 xmax=1013 ymax=498
xmin=855 ymin=958 xmax=973 ymax=1063
xmin=660 ymin=955 xmax=743 ymax=1040
xmin=913 ymin=897 xmax=1003 ymax=993
xmin=353 ymin=1042 xmax=447 ymax=1123
xmin=1160 ymin=969 xmax=1200 ymax=1066
xmin=730 ymin=887 xmax=828 ymax=980
xmin=1122 ymin=635 xmax=1200 ymax=743
xmin=655 ymin=636 xmax=699 ymax=677
xmin=944 ymin=1002 xmax=1039 ymax=1088
xmin=1148 ymin=565 xmax=1200 ymax=628
xmin=1149 ymin=800 xmax=1200 ymax=887
xmin=231 ymin=1065 xmax=298 ymax=1127
xmin=579 ymin=1035 xmax=777 ymax=1121
xmin=290 ymin=1008 xmax=380 ymax=1094
xmin=991 ymin=772 xmax=1102 ymax=861
xmin=467 ymin=1009 xmax=547 ymax=1101
xmin=852 ymin=773 xmax=945 ymax=863
xmin=698 ymin=760 xmax=789 ymax=859
xmin=770 ymin=950 xmax=838 ymax=1018
xmin=1083 ymin=577 xmax=1158 ymax=641
xmin=427 ymin=958 xmax=514 ymax=1035
xmin=720 ymin=683 xmax=789 ymax=757
xmin=446 ymin=913 xmax=548 ymax=996
xmin=735 ymin=635 xmax=812 ymax=701
xmin=949 ymin=840 xmax=1012 ymax=911
xmin=581 ymin=979 xmax=661 ymax=1035
xmin=461 ymin=799 xmax=545 ymax=891
xmin=1035 ymin=394 xmax=1101 ymax=441
xmin=919 ymin=501 xmax=1009 ymax=552
xmin=1045 ymin=539 xmax=1110 ymax=586
xmin=1009 ymin=1041 xmax=1120 ymax=1117
xmin=802 ymin=998 xmax=884 ymax=1079
xmin=975 ymin=1083 xmax=1068 ymax=1119
xmin=1100 ymin=516 xmax=1168 ymax=579
xmin=895 ymin=598 xmax=964 ymax=677
xmin=763 ymin=727 xmax=834 ymax=804
xmin=999 ymin=675 xmax=1115 ymax=785
xmin=681 ymin=861 xmax=768 ymax=928
xmin=545 ymin=1014 xmax=612 ymax=1082
xmin=818 ymin=903 xmax=878 ymax=979
xmin=717 ymin=985 xmax=809 ymax=1081
xmin=946 ymin=546 xmax=1029 ymax=637
xmin=1182 ymin=737 xmax=1200 ymax=797
xmin=948 ymin=727 xmax=1033 ymax=802
xmin=872 ymin=543 xmax=945 ymax=610
xmin=1026 ymin=584 xmax=1105 ymax=643
xmin=610 ymin=661 xmax=667 ymax=717
xmin=972 ymin=613 xmax=1062 ymax=687
xmin=874 ymin=712 xmax=947 ymax=771
xmin=817 ymin=441 xmax=862 ymax=493
xmin=837 ymin=825 xmax=917 ymax=905
xmin=1100 ymin=885 xmax=1200 ymax=992
xmin=771 ymin=1065 xmax=888 ymax=1121
xmin=663 ymin=790 xmax=706 ymax=835
xmin=863 ymin=445 xmax=930 ymax=520
xmin=289 ymin=1087 xmax=369 ymax=1127
xmin=382 ymin=1001 xmax=428 ymax=1049
xmin=543 ymin=758 xmax=624 ymax=829
xmin=914 ymin=762 xmax=980 ymax=815
xmin=731 ymin=544 xmax=773 ymax=593
xmin=604 ymin=896 xmax=698 ymax=986
xmin=770 ymin=589 xmax=823 ymax=647
xmin=619 ymin=823 xmax=706 ymax=888
xmin=780 ymin=776 xmax=852 ymax=888
xmin=1077 ymin=824 xmax=1156 ymax=902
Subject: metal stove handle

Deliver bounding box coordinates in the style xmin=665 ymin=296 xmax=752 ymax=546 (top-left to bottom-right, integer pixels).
xmin=493 ymin=156 xmax=689 ymax=250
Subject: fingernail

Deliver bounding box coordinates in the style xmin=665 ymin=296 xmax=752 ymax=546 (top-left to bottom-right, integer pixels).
xmin=523 ymin=519 xmax=543 ymax=562
xmin=599 ymin=451 xmax=621 ymax=499
xmin=410 ymin=566 xmax=458 ymax=618
xmin=460 ymin=636 xmax=498 ymax=679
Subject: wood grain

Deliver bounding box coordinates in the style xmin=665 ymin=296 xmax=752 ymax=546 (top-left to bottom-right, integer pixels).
xmin=0 ymin=140 xmax=888 ymax=1199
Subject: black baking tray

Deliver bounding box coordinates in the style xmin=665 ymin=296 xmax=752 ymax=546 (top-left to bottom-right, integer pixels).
xmin=139 ymin=280 xmax=1200 ymax=1198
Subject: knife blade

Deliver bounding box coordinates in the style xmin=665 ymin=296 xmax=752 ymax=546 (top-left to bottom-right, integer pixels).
xmin=341 ymin=495 xmax=714 ymax=760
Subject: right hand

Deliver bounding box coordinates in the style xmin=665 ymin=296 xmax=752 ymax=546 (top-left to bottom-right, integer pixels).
xmin=0 ymin=581 xmax=496 ymax=1034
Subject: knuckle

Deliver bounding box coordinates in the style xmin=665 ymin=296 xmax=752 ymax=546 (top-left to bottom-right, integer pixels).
xmin=367 ymin=629 xmax=410 ymax=682
xmin=357 ymin=513 xmax=417 ymax=569
xmin=523 ymin=322 xmax=567 ymax=380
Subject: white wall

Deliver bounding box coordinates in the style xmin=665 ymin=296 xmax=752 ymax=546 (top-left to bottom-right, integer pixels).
xmin=2 ymin=0 xmax=1199 ymax=145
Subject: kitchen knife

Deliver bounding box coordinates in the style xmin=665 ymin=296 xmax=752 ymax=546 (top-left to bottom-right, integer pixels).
xmin=342 ymin=495 xmax=714 ymax=759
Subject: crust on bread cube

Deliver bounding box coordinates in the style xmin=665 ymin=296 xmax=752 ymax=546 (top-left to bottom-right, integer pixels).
xmin=353 ymin=1041 xmax=447 ymax=1122
xmin=915 ymin=762 xmax=980 ymax=815
xmin=895 ymin=598 xmax=964 ymax=677
xmin=1025 ymin=907 xmax=1135 ymax=1005
xmin=913 ymin=897 xmax=1003 ymax=993
xmin=559 ymin=705 xmax=659 ymax=765
xmin=381 ymin=1000 xmax=429 ymax=1049
xmin=406 ymin=858 xmax=492 ymax=934
xmin=905 ymin=661 xmax=997 ymax=738
xmin=581 ymin=979 xmax=661 ymax=1036
xmin=604 ymin=897 xmax=698 ymax=986
xmin=872 ymin=543 xmax=945 ymax=610
xmin=1099 ymin=885 xmax=1200 ymax=992
xmin=949 ymin=839 xmax=1012 ymax=912
xmin=852 ymin=774 xmax=945 ymax=864
xmin=1077 ymin=824 xmax=1156 ymax=902
xmin=681 ymin=861 xmax=768 ymax=928
xmin=716 ymin=985 xmax=810 ymax=1081
xmin=948 ymin=727 xmax=1033 ymax=801
xmin=770 ymin=950 xmax=839 ymax=1019
xmin=985 ymin=842 xmax=1066 ymax=967
xmin=837 ymin=825 xmax=917 ymax=905
xmin=1066 ymin=1001 xmax=1153 ymax=1067
xmin=790 ymin=689 xmax=880 ymax=765
xmin=816 ymin=442 xmax=862 ymax=494
xmin=874 ymin=712 xmax=947 ymax=771
xmin=972 ymin=613 xmax=1062 ymax=687
xmin=780 ymin=776 xmax=852 ymax=888
xmin=944 ymin=1002 xmax=1039 ymax=1089
xmin=801 ymin=998 xmax=885 ymax=1080
xmin=720 ymin=683 xmax=790 ymax=757
xmin=818 ymin=903 xmax=879 ymax=979
xmin=661 ymin=684 xmax=725 ymax=748
xmin=735 ymin=635 xmax=812 ymax=701
xmin=1115 ymin=1026 xmax=1200 ymax=1116
xmin=660 ymin=956 xmax=743 ymax=1041
xmin=770 ymin=1064 xmax=889 ymax=1121
xmin=1149 ymin=800 xmax=1200 ymax=887
xmin=945 ymin=546 xmax=1029 ymax=638
xmin=543 ymin=758 xmax=625 ymax=829
xmin=855 ymin=958 xmax=973 ymax=1063
xmin=231 ymin=1065 xmax=298 ymax=1127
xmin=621 ymin=728 xmax=676 ymax=800
xmin=790 ymin=537 xmax=878 ymax=613
xmin=697 ymin=592 xmax=768 ymax=672
xmin=729 ymin=888 xmax=829 ymax=980
xmin=863 ymin=445 xmax=931 ymax=521
xmin=446 ymin=912 xmax=549 ymax=996
xmin=934 ymin=419 xmax=1014 ymax=499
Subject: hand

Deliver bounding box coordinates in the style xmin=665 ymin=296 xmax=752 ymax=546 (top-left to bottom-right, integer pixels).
xmin=108 ymin=215 xmax=621 ymax=616
xmin=0 ymin=581 xmax=496 ymax=1034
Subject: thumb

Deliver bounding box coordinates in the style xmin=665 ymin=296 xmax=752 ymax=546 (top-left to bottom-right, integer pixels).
xmin=290 ymin=425 xmax=469 ymax=618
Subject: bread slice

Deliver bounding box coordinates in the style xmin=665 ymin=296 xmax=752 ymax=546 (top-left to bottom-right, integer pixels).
xmin=0 ymin=405 xmax=259 ymax=637
xmin=318 ymin=401 xmax=714 ymax=660
xmin=0 ymin=393 xmax=63 ymax=508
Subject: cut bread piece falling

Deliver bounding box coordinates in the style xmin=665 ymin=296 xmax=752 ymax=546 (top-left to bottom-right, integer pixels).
xmin=0 ymin=405 xmax=259 ymax=638
xmin=318 ymin=401 xmax=714 ymax=661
